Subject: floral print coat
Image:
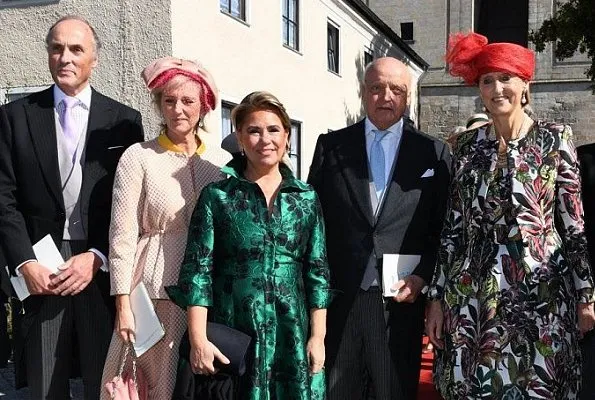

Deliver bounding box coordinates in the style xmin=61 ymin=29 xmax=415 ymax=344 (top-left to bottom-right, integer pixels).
xmin=429 ymin=122 xmax=594 ymax=399
xmin=167 ymin=159 xmax=332 ymax=400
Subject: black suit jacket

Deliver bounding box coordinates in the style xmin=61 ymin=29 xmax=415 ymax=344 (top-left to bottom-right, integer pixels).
xmin=578 ymin=143 xmax=595 ymax=267
xmin=308 ymin=119 xmax=451 ymax=368
xmin=0 ymin=86 xmax=143 ymax=387
xmin=0 ymin=86 xmax=144 ymax=274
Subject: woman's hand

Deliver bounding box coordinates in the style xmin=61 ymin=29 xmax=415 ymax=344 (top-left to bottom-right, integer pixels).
xmin=425 ymin=300 xmax=444 ymax=349
xmin=307 ymin=336 xmax=325 ymax=374
xmin=116 ymin=298 xmax=136 ymax=344
xmin=578 ymin=302 xmax=595 ymax=335
xmin=190 ymin=338 xmax=230 ymax=375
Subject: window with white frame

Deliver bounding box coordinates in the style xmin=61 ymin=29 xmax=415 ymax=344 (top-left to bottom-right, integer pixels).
xmin=221 ymin=101 xmax=236 ymax=140
xmin=364 ymin=48 xmax=374 ymax=66
xmin=327 ymin=21 xmax=340 ymax=74
xmin=0 ymin=85 xmax=49 ymax=104
xmin=220 ymin=101 xmax=242 ymax=153
xmin=220 ymin=0 xmax=245 ymax=21
xmin=282 ymin=0 xmax=299 ymax=51
xmin=289 ymin=120 xmax=301 ymax=178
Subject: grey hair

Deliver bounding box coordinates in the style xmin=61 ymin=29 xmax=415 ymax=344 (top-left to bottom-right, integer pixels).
xmin=45 ymin=15 xmax=102 ymax=54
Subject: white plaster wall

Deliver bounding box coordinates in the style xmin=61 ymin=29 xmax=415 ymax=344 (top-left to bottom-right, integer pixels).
xmin=0 ymin=0 xmax=425 ymax=171
xmin=0 ymin=0 xmax=172 ymax=136
xmin=171 ymin=0 xmax=424 ymax=177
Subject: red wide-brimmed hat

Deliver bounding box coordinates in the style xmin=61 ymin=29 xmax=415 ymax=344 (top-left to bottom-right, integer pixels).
xmin=141 ymin=57 xmax=218 ymax=111
xmin=445 ymin=32 xmax=535 ymax=85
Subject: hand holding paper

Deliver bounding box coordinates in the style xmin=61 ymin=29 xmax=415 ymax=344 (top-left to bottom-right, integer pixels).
xmin=6 ymin=235 xmax=65 ymax=300
xmin=392 ymin=275 xmax=426 ymax=303
xmin=382 ymin=254 xmax=425 ymax=302
xmin=18 ymin=261 xmax=54 ymax=295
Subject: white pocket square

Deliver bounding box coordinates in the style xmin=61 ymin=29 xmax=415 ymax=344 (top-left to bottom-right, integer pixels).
xmin=421 ymin=168 xmax=434 ymax=178
xmin=107 ymin=145 xmax=125 ymax=150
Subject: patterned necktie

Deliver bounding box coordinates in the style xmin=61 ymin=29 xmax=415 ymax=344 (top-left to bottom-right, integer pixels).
xmin=60 ymin=97 xmax=79 ymax=160
xmin=370 ymin=130 xmax=386 ymax=192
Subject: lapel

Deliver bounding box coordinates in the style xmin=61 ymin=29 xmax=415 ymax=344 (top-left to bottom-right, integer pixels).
xmin=26 ymin=87 xmax=64 ymax=209
xmin=376 ymin=121 xmax=418 ymax=224
xmin=80 ymin=88 xmax=112 ymax=210
xmin=334 ymin=120 xmax=374 ymax=226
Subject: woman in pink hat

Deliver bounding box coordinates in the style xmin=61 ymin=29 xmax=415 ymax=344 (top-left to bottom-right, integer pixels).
xmin=100 ymin=57 xmax=231 ymax=399
xmin=426 ymin=33 xmax=595 ymax=399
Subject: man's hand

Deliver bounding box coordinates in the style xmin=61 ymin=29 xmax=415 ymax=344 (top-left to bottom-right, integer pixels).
xmin=392 ymin=275 xmax=426 ymax=303
xmin=20 ymin=261 xmax=54 ymax=295
xmin=49 ymin=251 xmax=101 ymax=296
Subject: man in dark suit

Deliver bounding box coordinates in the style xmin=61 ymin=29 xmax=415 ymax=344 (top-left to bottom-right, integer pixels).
xmin=578 ymin=142 xmax=595 ymax=400
xmin=0 ymin=15 xmax=143 ymax=399
xmin=308 ymin=57 xmax=451 ymax=399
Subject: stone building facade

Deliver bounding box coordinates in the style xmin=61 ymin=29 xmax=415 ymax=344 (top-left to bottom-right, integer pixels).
xmin=0 ymin=0 xmax=427 ymax=178
xmin=366 ymin=0 xmax=595 ymax=145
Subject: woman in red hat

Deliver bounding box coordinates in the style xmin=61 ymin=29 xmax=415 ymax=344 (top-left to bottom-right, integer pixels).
xmin=426 ymin=32 xmax=595 ymax=399
xmin=100 ymin=57 xmax=232 ymax=399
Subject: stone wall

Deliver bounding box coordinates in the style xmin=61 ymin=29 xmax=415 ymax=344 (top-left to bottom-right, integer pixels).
xmin=368 ymin=0 xmax=595 ymax=145
xmin=420 ymin=81 xmax=595 ymax=146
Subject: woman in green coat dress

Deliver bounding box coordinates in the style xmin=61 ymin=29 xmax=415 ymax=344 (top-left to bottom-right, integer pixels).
xmin=167 ymin=91 xmax=331 ymax=399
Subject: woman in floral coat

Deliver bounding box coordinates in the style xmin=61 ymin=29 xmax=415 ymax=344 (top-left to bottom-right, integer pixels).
xmin=167 ymin=91 xmax=331 ymax=399
xmin=426 ymin=32 xmax=595 ymax=399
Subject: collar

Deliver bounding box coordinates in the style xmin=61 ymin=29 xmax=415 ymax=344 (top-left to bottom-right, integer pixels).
xmin=364 ymin=117 xmax=403 ymax=138
xmin=157 ymin=130 xmax=206 ymax=155
xmin=221 ymin=157 xmax=310 ymax=192
xmin=53 ymin=84 xmax=92 ymax=110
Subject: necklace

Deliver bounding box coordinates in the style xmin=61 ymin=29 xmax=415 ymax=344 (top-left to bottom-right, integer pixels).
xmin=495 ymin=115 xmax=533 ymax=168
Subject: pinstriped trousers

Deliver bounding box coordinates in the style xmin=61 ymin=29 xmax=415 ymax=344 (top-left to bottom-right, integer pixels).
xmin=327 ymin=288 xmax=404 ymax=400
xmin=24 ymin=240 xmax=114 ymax=400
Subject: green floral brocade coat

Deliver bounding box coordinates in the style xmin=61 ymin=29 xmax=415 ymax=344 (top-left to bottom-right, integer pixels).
xmin=167 ymin=160 xmax=332 ymax=400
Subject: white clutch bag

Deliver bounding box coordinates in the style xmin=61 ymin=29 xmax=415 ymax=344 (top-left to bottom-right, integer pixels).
xmin=129 ymin=282 xmax=165 ymax=356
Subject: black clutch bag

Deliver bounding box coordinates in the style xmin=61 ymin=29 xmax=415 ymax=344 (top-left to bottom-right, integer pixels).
xmin=179 ymin=323 xmax=252 ymax=376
